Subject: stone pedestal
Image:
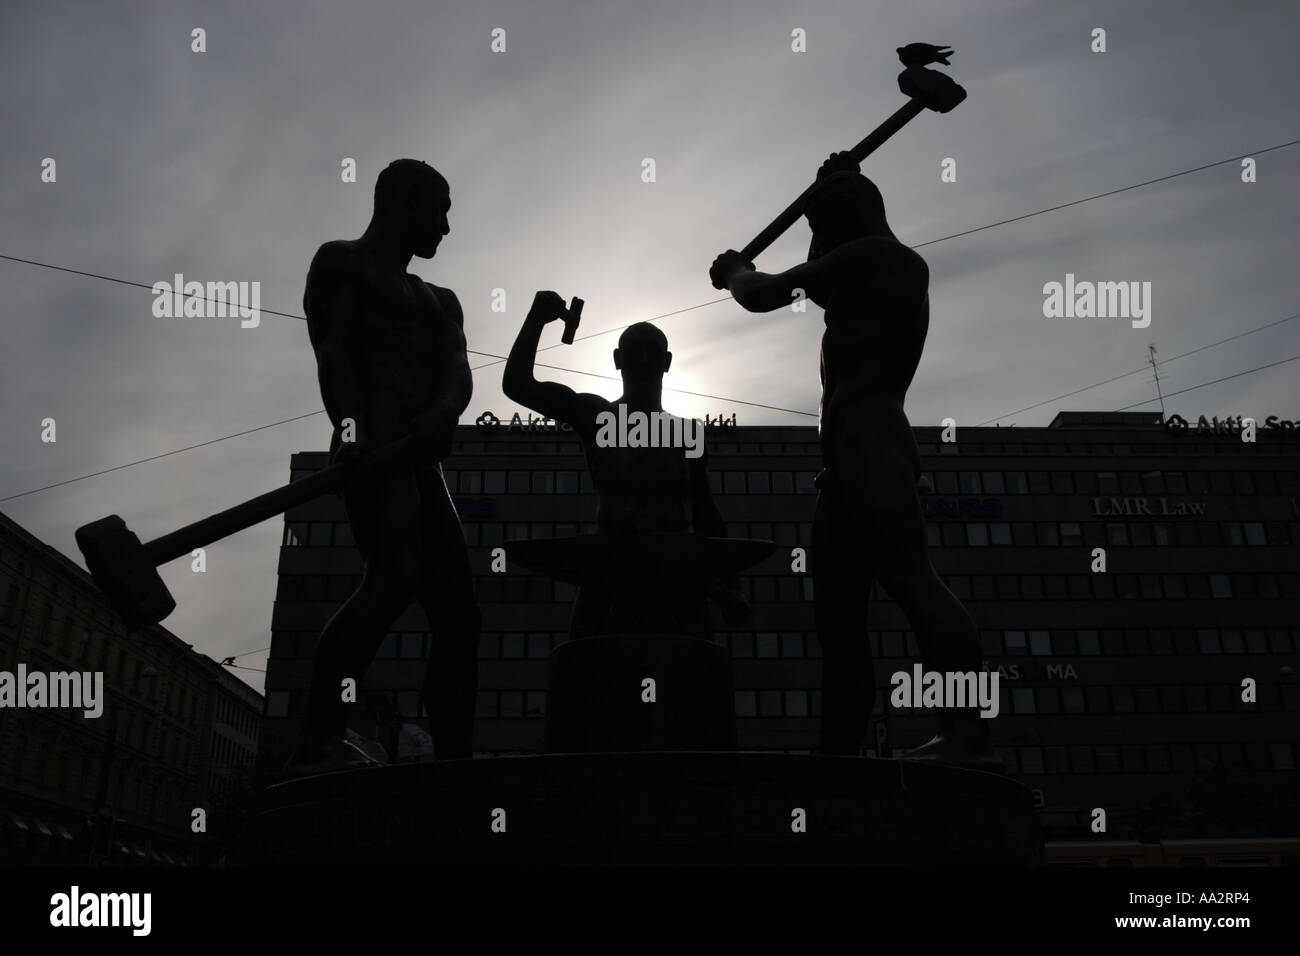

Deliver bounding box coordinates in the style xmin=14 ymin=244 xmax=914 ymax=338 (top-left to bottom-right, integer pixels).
xmin=544 ymin=634 xmax=736 ymax=752
xmin=248 ymin=753 xmax=1043 ymax=866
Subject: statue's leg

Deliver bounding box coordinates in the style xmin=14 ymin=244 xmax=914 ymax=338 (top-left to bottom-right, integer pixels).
xmin=416 ymin=467 xmax=480 ymax=760
xmin=828 ymin=413 xmax=1001 ymax=768
xmin=813 ymin=479 xmax=875 ymax=755
xmin=287 ymin=467 xmax=423 ymax=775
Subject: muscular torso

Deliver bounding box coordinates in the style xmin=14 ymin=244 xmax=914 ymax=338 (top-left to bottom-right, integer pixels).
xmin=306 ymin=240 xmax=470 ymax=446
xmin=818 ymin=240 xmax=930 ymax=440
xmin=574 ymin=405 xmax=694 ymax=534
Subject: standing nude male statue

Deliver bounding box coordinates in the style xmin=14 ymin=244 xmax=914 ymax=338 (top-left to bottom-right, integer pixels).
xmin=710 ymin=152 xmax=1000 ymax=769
xmin=285 ymin=159 xmax=480 ymax=776
xmin=503 ymin=295 xmax=749 ymax=638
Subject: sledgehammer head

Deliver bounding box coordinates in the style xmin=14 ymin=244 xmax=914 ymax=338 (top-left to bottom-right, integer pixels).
xmin=898 ymin=65 xmax=967 ymax=113
xmin=75 ymin=515 xmax=176 ymax=630
xmin=560 ymin=296 xmax=585 ymax=344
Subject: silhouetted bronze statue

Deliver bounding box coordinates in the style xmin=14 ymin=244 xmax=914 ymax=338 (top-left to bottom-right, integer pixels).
xmin=285 ymin=159 xmax=479 ymax=776
xmin=503 ymin=298 xmax=749 ymax=638
xmin=710 ymin=152 xmax=1000 ymax=770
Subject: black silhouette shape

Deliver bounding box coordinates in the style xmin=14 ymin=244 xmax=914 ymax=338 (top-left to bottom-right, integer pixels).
xmin=503 ymin=298 xmax=749 ymax=638
xmin=710 ymin=155 xmax=1001 ymax=771
xmin=897 ymin=43 xmax=953 ymax=67
xmin=285 ymin=159 xmax=480 ymax=777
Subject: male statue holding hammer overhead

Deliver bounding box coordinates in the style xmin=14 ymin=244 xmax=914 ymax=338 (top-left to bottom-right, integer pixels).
xmin=710 ymin=152 xmax=1000 ymax=770
xmin=285 ymin=158 xmax=480 ymax=776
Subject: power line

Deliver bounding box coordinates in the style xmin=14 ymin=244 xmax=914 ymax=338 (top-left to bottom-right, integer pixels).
xmin=487 ymin=357 xmax=817 ymax=417
xmin=1112 ymin=353 xmax=1300 ymax=410
xmin=0 ymin=252 xmax=729 ymax=363
xmin=0 ymin=410 xmax=325 ymax=503
xmin=470 ymin=297 xmax=734 ymax=371
xmin=4 ymin=137 xmax=1297 ymax=499
xmin=912 ymin=137 xmax=1300 ymax=249
xmin=0 ymin=254 xmax=306 ymax=320
xmin=974 ymin=310 xmax=1300 ymax=426
xmin=8 ymin=136 xmax=1294 ymax=351
xmin=222 ymin=664 xmax=266 ymax=674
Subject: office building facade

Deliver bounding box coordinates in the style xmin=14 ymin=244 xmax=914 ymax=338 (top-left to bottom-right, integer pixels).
xmin=264 ymin=410 xmax=1300 ymax=843
xmin=0 ymin=513 xmax=262 ymax=865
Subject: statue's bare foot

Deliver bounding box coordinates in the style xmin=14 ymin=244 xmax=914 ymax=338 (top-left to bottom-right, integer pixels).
xmin=282 ymin=736 xmax=382 ymax=779
xmin=898 ymin=731 xmax=1006 ymax=773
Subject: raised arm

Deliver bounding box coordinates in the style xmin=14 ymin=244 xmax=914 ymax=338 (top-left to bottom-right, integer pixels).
xmin=709 ymin=246 xmax=845 ymax=314
xmin=502 ymin=291 xmax=605 ymax=428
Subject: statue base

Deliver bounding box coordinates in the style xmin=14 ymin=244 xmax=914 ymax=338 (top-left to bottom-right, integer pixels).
xmin=544 ymin=634 xmax=736 ymax=752
xmin=247 ymin=753 xmax=1043 ymax=866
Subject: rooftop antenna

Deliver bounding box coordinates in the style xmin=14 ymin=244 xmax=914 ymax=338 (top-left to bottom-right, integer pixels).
xmin=1147 ymin=344 xmax=1166 ymax=419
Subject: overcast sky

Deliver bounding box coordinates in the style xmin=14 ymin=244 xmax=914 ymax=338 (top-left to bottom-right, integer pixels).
xmin=2 ymin=0 xmax=1297 ymax=694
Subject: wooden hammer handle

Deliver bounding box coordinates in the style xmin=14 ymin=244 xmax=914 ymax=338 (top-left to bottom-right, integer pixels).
xmin=737 ymin=97 xmax=925 ymax=264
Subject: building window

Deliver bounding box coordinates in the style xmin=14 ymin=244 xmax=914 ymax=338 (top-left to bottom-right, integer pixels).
xmin=1124 ymin=687 xmax=1155 ymax=717
xmin=1210 ymin=575 xmax=1232 ymax=598
xmin=1019 ymin=747 xmax=1043 ymax=773
xmin=526 ymin=691 xmax=546 ymax=718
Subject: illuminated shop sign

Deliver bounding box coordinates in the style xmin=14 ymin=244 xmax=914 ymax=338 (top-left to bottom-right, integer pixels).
xmin=982 ymin=660 xmax=1079 ymax=681
xmin=1164 ymin=414 xmax=1298 ymax=436
xmin=474 ymin=410 xmax=739 ymax=435
xmin=1090 ymin=496 xmax=1206 ymax=517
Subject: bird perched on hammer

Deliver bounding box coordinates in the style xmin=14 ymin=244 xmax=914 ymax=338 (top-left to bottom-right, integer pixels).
xmin=897 ymin=43 xmax=953 ymax=67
